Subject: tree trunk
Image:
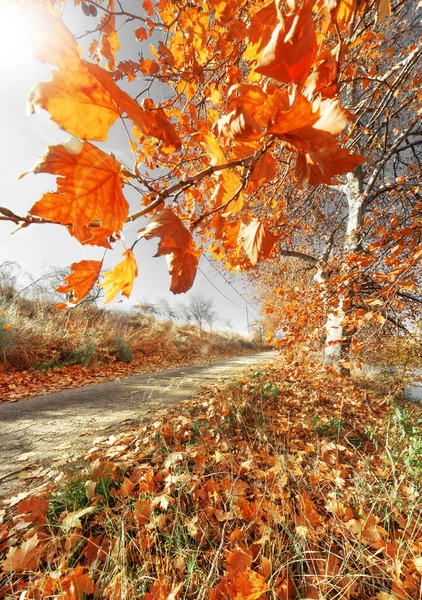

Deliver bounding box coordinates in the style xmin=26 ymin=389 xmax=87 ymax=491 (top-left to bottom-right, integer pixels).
xmin=321 ymin=167 xmax=364 ymax=371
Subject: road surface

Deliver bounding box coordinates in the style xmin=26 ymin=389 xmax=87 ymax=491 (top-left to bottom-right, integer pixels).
xmin=0 ymin=351 xmax=276 ymax=503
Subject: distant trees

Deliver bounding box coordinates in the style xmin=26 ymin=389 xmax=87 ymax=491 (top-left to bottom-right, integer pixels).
xmin=136 ymin=293 xmax=219 ymax=331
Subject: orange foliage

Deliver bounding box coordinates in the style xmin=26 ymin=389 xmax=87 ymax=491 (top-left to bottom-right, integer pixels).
xmin=0 ymin=0 xmax=419 ymax=356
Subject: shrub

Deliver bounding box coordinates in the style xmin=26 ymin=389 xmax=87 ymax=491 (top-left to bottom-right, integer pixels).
xmin=112 ymin=336 xmax=132 ymax=364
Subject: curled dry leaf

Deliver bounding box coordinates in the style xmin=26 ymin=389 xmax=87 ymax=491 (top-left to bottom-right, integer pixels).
xmin=139 ymin=209 xmax=199 ymax=293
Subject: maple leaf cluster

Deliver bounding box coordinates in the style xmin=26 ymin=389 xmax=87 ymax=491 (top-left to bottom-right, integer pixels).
xmin=4 ymin=0 xmax=389 ymax=308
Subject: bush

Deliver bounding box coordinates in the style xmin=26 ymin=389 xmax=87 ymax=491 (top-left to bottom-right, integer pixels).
xmin=112 ymin=336 xmax=132 ymax=364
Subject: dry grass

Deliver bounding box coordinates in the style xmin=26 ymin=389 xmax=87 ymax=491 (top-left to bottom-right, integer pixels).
xmin=0 ymin=287 xmax=258 ymax=374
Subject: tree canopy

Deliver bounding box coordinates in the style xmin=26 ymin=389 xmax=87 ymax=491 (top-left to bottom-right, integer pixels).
xmin=1 ymin=0 xmax=421 ymax=367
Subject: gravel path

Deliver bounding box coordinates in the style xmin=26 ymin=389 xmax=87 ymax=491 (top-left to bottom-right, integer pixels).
xmin=0 ymin=351 xmax=276 ymax=503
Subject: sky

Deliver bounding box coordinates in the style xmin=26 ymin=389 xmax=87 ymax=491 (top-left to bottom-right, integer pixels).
xmin=0 ymin=1 xmax=261 ymax=334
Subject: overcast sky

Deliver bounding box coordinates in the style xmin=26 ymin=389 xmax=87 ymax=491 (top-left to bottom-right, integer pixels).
xmin=0 ymin=1 xmax=261 ymax=333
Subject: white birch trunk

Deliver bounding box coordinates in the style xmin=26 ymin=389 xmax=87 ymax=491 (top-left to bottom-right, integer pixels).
xmin=319 ymin=168 xmax=364 ymax=368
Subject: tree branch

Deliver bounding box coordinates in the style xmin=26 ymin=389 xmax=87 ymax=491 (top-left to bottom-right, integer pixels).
xmin=278 ymin=249 xmax=319 ymax=266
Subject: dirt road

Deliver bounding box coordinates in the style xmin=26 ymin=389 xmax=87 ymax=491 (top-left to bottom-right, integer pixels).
xmin=0 ymin=351 xmax=276 ymax=503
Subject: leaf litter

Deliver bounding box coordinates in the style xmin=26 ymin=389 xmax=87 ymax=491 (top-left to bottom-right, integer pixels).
xmin=0 ymin=347 xmax=257 ymax=404
xmin=0 ymin=358 xmax=421 ymax=599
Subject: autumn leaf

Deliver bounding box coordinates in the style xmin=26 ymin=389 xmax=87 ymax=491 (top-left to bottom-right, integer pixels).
xmin=255 ymin=0 xmax=317 ymax=85
xmin=295 ymin=146 xmax=366 ymax=186
xmin=305 ymin=47 xmax=339 ymax=97
xmin=143 ymin=0 xmax=155 ymax=17
xmin=144 ymin=580 xmax=171 ymax=600
xmin=225 ymin=567 xmax=268 ymax=600
xmin=139 ymin=209 xmax=192 ymax=255
xmin=244 ymin=1 xmax=278 ymax=61
xmin=222 ymin=549 xmax=269 ymax=600
xmin=165 ymin=248 xmax=200 ymax=294
xmin=135 ymin=27 xmax=148 ymax=41
xmin=2 ymin=534 xmax=40 ymax=572
xmin=250 ymin=152 xmax=277 ymax=189
xmin=267 ymin=93 xmax=319 ymax=136
xmin=27 ymin=5 xmax=180 ymax=147
xmin=134 ymin=500 xmax=152 ymax=525
xmin=99 ymin=13 xmax=121 ymax=71
xmin=57 ymin=566 xmax=95 ymax=599
xmin=16 ymin=497 xmax=49 ymax=525
xmin=56 ymin=260 xmax=102 ymax=305
xmin=28 ymin=140 xmax=128 ymax=247
xmin=99 ymin=249 xmax=138 ymax=304
xmin=117 ymin=477 xmax=136 ymax=498
xmin=139 ymin=209 xmax=199 ymax=293
xmin=138 ymin=58 xmax=160 ymax=75
xmin=192 ymin=132 xmax=226 ymax=166
xmin=213 ymin=170 xmax=243 ymax=215
xmin=61 ymin=506 xmax=97 ymax=532
xmin=240 ymin=219 xmax=278 ymax=265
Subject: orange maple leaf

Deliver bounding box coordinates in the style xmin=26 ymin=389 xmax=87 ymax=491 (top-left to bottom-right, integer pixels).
xmin=27 ymin=5 xmax=180 ymax=148
xmin=295 ymin=146 xmax=366 ymax=186
xmin=222 ymin=549 xmax=268 ymax=600
xmin=57 ymin=566 xmax=95 ymax=599
xmin=139 ymin=208 xmax=192 ymax=255
xmin=28 ymin=140 xmax=128 ymax=247
xmin=56 ymin=260 xmax=103 ymax=305
xmin=99 ymin=249 xmax=138 ymax=303
xmin=139 ymin=209 xmax=199 ymax=293
xmin=255 ymin=0 xmax=317 ymax=85
xmin=240 ymin=219 xmax=278 ymax=265
xmin=166 ymin=248 xmax=200 ymax=294
xmin=267 ymin=93 xmax=319 ymax=136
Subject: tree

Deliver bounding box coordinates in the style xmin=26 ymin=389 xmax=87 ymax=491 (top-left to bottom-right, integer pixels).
xmin=253 ymin=2 xmax=422 ymax=370
xmin=184 ymin=294 xmax=218 ymax=331
xmin=1 ymin=0 xmax=420 ymax=370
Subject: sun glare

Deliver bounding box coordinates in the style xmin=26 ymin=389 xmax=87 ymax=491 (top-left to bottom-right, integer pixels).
xmin=0 ymin=2 xmax=37 ymax=71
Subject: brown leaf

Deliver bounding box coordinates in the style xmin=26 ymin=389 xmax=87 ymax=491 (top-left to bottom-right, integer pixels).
xmin=166 ymin=248 xmax=199 ymax=294
xmin=2 ymin=534 xmax=40 ymax=572
xmin=57 ymin=566 xmax=95 ymax=599
xmin=139 ymin=209 xmax=199 ymax=293
xmin=139 ymin=209 xmax=191 ymax=255
xmin=16 ymin=497 xmax=49 ymax=525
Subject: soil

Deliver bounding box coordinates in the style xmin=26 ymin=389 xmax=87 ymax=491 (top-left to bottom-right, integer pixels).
xmin=0 ymin=351 xmax=276 ymax=505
